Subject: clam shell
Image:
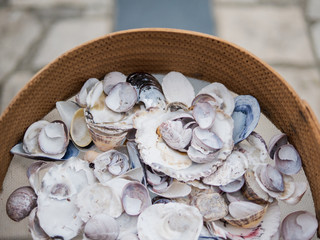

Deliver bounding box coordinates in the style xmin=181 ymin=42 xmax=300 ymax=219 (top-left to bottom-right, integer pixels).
xmin=70 ymin=108 xmax=92 ymax=147
xmin=103 ymin=71 xmax=127 ymax=94
xmin=28 ymin=208 xmax=49 ymax=240
xmin=242 ymin=169 xmax=271 ymax=204
xmin=84 ymin=213 xmax=119 ymax=240
xmin=149 ymin=180 xmax=192 ymax=199
xmin=232 ymin=95 xmax=260 ymax=144
xmin=191 ymin=94 xmax=220 ymax=109
xmin=56 ymin=100 xmax=79 ymax=131
xmin=259 ymin=164 xmax=284 ymax=192
xmin=268 ymin=133 xmax=288 ymax=159
xmin=162 ymin=71 xmax=195 ymax=107
xmin=219 ymin=175 xmax=245 ymax=193
xmin=192 ymin=102 xmax=216 ymax=129
xmin=282 ymin=181 xmax=308 ymax=205
xmin=76 ymin=77 xmax=99 ymax=107
xmin=274 ymin=144 xmax=302 ymax=175
xmin=198 ymin=82 xmax=235 ymax=116
xmin=224 ymin=203 xmax=268 ymax=228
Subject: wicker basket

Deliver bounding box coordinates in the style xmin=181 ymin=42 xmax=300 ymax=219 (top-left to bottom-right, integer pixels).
xmin=0 ymin=28 xmax=319 ymax=235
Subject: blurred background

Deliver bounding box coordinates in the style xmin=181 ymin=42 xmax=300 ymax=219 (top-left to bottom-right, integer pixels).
xmin=0 ymin=0 xmax=320 ymax=120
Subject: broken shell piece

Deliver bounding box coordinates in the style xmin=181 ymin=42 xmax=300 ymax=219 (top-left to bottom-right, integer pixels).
xmin=28 ymin=161 xmax=55 ymax=194
xmin=116 ymin=213 xmax=139 ymax=240
xmin=56 ymin=100 xmax=79 ymax=131
xmin=76 ymin=183 xmax=123 ymax=222
xmin=71 ymin=108 xmax=92 ymax=147
xmin=187 ymin=145 xmax=219 ymax=164
xmin=162 ymin=71 xmax=195 ymax=107
xmin=232 ymin=95 xmax=260 ymax=144
xmin=93 ymin=150 xmax=114 ymax=183
xmin=224 ymin=202 xmax=268 ymax=228
xmin=281 ymin=211 xmax=318 ymax=240
xmin=158 ymin=119 xmax=192 ymax=152
xmin=207 ymin=202 xmax=281 ymax=240
xmin=103 ymin=71 xmax=127 ymax=95
xmin=166 ymin=101 xmax=189 ymax=112
xmin=242 ymin=169 xmax=271 ymax=204
xmin=268 ymin=133 xmax=288 ymax=159
xmin=259 ymin=164 xmax=284 ymax=192
xmin=193 ymin=192 xmax=228 ymax=221
xmin=76 ymin=77 xmax=100 ymax=107
xmin=122 ymin=182 xmax=151 ymax=216
xmin=23 ymin=120 xmax=50 ymax=154
xmin=192 ymin=102 xmax=216 ymax=129
xmin=38 ymin=120 xmax=69 ymax=155
xmin=219 ymin=176 xmax=245 ymax=193
xmin=84 ymin=213 xmax=119 ymax=240
xmin=198 ymin=82 xmax=235 ymax=116
xmin=108 ymin=150 xmax=130 ymax=176
xmin=105 ymin=82 xmax=138 ymax=113
xmin=192 ymin=127 xmax=223 ymax=153
xmin=127 ymin=72 xmax=166 ymax=109
xmin=203 ymin=150 xmax=248 ymax=186
xmin=282 ymin=181 xmax=308 ymax=205
xmin=137 ymin=202 xmax=203 ymax=240
xmin=28 ymin=208 xmax=49 ymax=240
xmin=226 ymin=191 xmax=247 ymax=203
xmin=246 ymin=131 xmax=269 ymax=161
xmin=6 ymin=186 xmax=37 ymax=222
xmin=274 ymin=144 xmax=302 ymax=175
xmin=150 ymin=180 xmax=192 ymax=199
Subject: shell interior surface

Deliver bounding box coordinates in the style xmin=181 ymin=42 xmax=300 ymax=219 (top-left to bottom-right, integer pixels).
xmin=137 ymin=202 xmax=203 ymax=240
xmin=232 ymin=95 xmax=260 ymax=144
xmin=76 ymin=78 xmax=100 ymax=107
xmin=103 ymin=71 xmax=127 ymax=95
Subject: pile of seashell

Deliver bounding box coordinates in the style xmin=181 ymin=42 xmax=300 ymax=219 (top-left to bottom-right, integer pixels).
xmin=7 ymin=71 xmax=319 ymax=240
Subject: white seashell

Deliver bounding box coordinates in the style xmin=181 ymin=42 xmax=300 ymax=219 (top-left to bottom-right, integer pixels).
xmin=103 ymin=71 xmax=127 ymax=94
xmin=192 ymin=102 xmax=216 ymax=129
xmin=137 ymin=202 xmax=203 ymax=240
xmin=70 ymin=108 xmax=92 ymax=147
xmin=105 ymin=82 xmax=137 ymax=113
xmin=56 ymin=100 xmax=79 ymax=131
xmin=226 ymin=191 xmax=247 ymax=203
xmin=86 ymin=81 xmax=104 ymax=109
xmin=28 ymin=161 xmax=55 ymax=194
xmin=219 ymin=176 xmax=245 ymax=193
xmin=116 ymin=213 xmax=138 ymax=240
xmin=76 ymin=183 xmax=123 ymax=222
xmin=203 ymin=149 xmax=248 ymax=186
xmin=76 ymin=78 xmax=99 ymax=107
xmin=162 ymin=71 xmax=195 ymax=107
xmin=198 ymin=82 xmax=235 ymax=116
xmin=37 ymin=193 xmax=82 ymax=239
xmin=83 ymin=213 xmax=119 ymax=240
xmin=150 ymin=180 xmax=192 ymax=199
xmin=23 ymin=120 xmax=50 ymax=154
xmin=28 ymin=208 xmax=49 ymax=240
xmin=38 ymin=121 xmax=69 ymax=155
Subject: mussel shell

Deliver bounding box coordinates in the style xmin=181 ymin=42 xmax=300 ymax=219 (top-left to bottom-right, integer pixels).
xmin=127 ymin=72 xmax=163 ymax=93
xmin=274 ymin=144 xmax=302 ymax=175
xmin=231 ymin=95 xmax=260 ymax=144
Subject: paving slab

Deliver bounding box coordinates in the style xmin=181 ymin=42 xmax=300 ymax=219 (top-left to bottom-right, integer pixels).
xmin=214 ymin=5 xmax=314 ymax=65
xmin=115 ymin=0 xmax=215 ymax=34
xmin=306 ymin=0 xmax=320 ymax=20
xmin=273 ymin=66 xmax=320 ymax=120
xmin=0 ymin=71 xmax=33 ymax=113
xmin=311 ymin=22 xmax=320 ymax=61
xmin=0 ymin=9 xmax=42 ymax=82
xmin=32 ymin=17 xmax=113 ymax=70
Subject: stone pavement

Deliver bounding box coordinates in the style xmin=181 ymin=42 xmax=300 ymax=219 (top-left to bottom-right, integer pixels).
xmin=0 ymin=0 xmax=320 ymax=120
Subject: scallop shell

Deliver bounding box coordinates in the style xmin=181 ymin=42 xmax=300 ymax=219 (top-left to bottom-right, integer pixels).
xmin=137 ymin=202 xmax=203 ymax=240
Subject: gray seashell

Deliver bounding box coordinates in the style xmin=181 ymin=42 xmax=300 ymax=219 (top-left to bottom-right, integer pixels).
xmin=192 ymin=102 xmax=216 ymax=130
xmin=103 ymin=71 xmax=127 ymax=95
xmin=268 ymin=133 xmax=288 ymax=159
xmin=231 ymin=95 xmax=260 ymax=144
xmin=259 ymin=164 xmax=284 ymax=192
xmin=191 ymin=94 xmax=220 ymax=109
xmin=6 ymin=186 xmax=37 ymax=222
xmin=281 ymin=211 xmax=318 ymax=240
xmin=274 ymin=144 xmax=302 ymax=175
xmin=76 ymin=78 xmax=100 ymax=107
xmin=219 ymin=175 xmax=245 ymax=193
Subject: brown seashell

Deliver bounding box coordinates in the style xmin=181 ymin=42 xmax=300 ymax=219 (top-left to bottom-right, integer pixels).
xmin=242 ymin=170 xmax=270 ymax=204
xmin=224 ymin=203 xmax=268 ymax=228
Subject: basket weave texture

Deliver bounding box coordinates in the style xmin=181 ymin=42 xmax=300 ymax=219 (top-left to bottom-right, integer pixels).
xmin=0 ymin=28 xmax=320 ymax=234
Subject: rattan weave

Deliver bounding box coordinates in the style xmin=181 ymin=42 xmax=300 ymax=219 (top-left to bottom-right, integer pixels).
xmin=0 ymin=28 xmax=319 ymax=234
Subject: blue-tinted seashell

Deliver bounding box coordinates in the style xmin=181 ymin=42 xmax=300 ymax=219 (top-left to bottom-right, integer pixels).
xmin=10 ymin=141 xmax=79 ymax=161
xmin=231 ymin=95 xmax=260 ymax=144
